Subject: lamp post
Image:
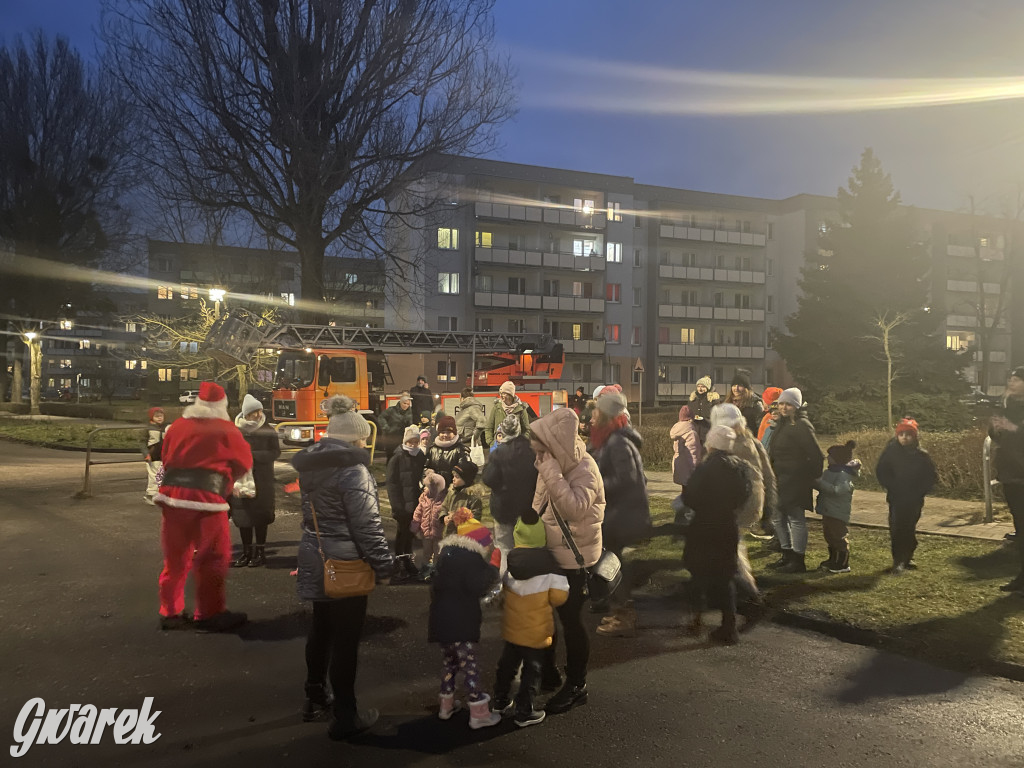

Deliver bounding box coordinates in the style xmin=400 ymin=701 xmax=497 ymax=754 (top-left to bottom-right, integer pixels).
xmin=23 ymin=331 xmax=41 ymax=415
xmin=209 ymin=288 xmax=226 ymax=319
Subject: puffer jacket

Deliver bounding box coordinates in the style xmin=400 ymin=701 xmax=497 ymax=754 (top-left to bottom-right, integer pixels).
xmin=530 ymin=409 xmax=605 ymax=570
xmin=428 ymin=536 xmax=499 ymax=644
xmin=292 ymin=438 xmax=394 ymax=600
xmin=378 ymin=403 xmax=414 ymax=439
xmin=991 ymin=397 xmax=1024 ymax=486
xmin=683 ymin=452 xmax=750 ymax=580
xmin=875 ymin=439 xmax=938 ymax=507
xmin=385 ymin=448 xmax=426 ymax=520
xmin=730 ymin=394 xmax=765 ymax=436
xmin=230 ymin=413 xmax=281 ymax=528
xmin=592 ymin=425 xmax=650 ymax=551
xmin=731 ymin=431 xmax=777 ymax=528
xmin=425 ymin=434 xmax=467 ymax=488
xmin=412 ymin=473 xmax=448 ymax=539
xmin=502 ymin=546 xmax=569 ymax=649
xmin=485 ymin=399 xmax=531 ymax=445
xmin=440 ymin=482 xmax=484 ymax=521
xmin=456 ymin=397 xmax=486 ymax=444
xmin=483 ymin=435 xmax=539 ymax=525
xmin=768 ymin=409 xmax=824 ymax=511
xmin=670 ymin=419 xmax=703 ymax=486
xmin=814 ymin=462 xmax=860 ymax=522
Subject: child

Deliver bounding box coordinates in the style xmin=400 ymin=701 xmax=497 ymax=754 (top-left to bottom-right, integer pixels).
xmin=412 ymin=472 xmax=447 ymax=577
xmin=419 ymin=412 xmax=436 ymax=451
xmin=813 ymin=440 xmax=860 ymax=573
xmin=387 ymin=424 xmax=427 ymax=582
xmin=428 ymin=509 xmax=502 ymax=729
xmin=875 ymin=418 xmax=938 ymax=575
xmin=492 ymin=510 xmax=568 ymax=728
xmin=441 ymin=457 xmax=484 ymax=525
xmin=425 ymin=414 xmax=467 ymax=488
xmin=144 ymin=407 xmax=166 ymax=504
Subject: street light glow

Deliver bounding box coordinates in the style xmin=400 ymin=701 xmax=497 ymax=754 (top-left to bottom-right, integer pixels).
xmin=24 ymin=331 xmax=37 ymax=341
xmin=209 ymin=288 xmax=226 ymax=302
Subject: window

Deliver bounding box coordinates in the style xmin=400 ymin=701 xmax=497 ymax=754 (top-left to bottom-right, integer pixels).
xmin=680 ymin=365 xmax=696 ymax=383
xmin=157 ymin=368 xmax=173 ymax=382
xmin=475 ymin=231 xmax=492 ymax=248
xmin=606 ymin=242 xmax=623 ymax=263
xmin=631 ymin=326 xmax=642 ymax=345
xmin=767 ymin=258 xmax=774 ymax=277
xmin=735 ymin=293 xmax=750 ymax=309
xmin=59 ymin=359 xmax=72 ymax=369
xmin=766 ymin=222 xmax=774 ymax=240
xmin=714 ymin=366 xmax=724 ymax=383
xmin=280 ymin=292 xmax=295 ymax=306
xmin=438 ymin=272 xmax=460 ymax=295
xmin=682 ymin=289 xmax=698 ymax=305
xmin=573 ymin=238 xmax=598 ymax=257
xmin=633 ymin=249 xmax=642 ymax=267
xmin=608 ymin=202 xmax=622 ymax=222
xmin=571 ymin=363 xmax=593 ymax=380
xmin=179 ymin=341 xmax=199 ymax=354
xmin=157 ymin=286 xmax=174 ymax=300
xmin=947 ymin=332 xmax=975 ymax=351
xmin=571 ymin=281 xmax=593 ymax=298
xmin=742 ymin=220 xmax=751 ymax=234
xmin=606 ymin=283 xmax=621 ymax=303
xmin=151 ymin=256 xmax=173 ymax=272
xmin=180 ymin=285 xmax=198 ymax=300
xmin=658 ymin=365 xmax=668 ymax=383
xmin=767 ymin=295 xmax=774 ymax=312
xmin=79 ymin=340 xmax=90 ymax=350
xmin=474 ymin=274 xmax=492 ymax=292
xmin=80 ymin=378 xmax=90 ymax=387
xmin=714 ymin=292 xmax=723 ymax=308
xmin=438 ymin=316 xmax=458 ymax=331
xmin=476 ymin=317 xmax=493 ymax=332
xmin=508 ymin=319 xmax=525 ymax=333
xmin=124 ymin=360 xmax=140 ymax=370
xmin=436 ymin=360 xmax=458 ymax=383
xmin=573 ymin=198 xmax=595 ymax=214
xmin=345 ymin=273 xmax=358 ymax=285
xmin=609 ymin=363 xmax=621 ymax=383
xmin=606 ymin=324 xmax=621 ymax=343
xmin=437 ymin=228 xmax=459 ymax=250
xmin=716 ymin=254 xmax=725 ymax=269
xmin=980 ymin=237 xmax=989 ymax=248
xmin=572 ymin=323 xmax=582 ymax=341
xmin=717 ymin=217 xmax=726 ymax=230
xmin=680 ymin=328 xmax=696 ymax=344
xmin=125 ymin=322 xmax=137 ymax=333
xmin=508 ymin=277 xmax=525 ymax=295
xmin=658 ymin=326 xmax=669 ymax=344
xmin=318 ymin=356 xmax=357 ymax=386
xmin=633 ymin=287 xmax=642 ymax=307
xmin=180 ymin=368 xmax=199 ymax=381
xmin=543 ymin=279 xmax=559 ymax=297
xmin=59 ymin=319 xmax=73 ymax=330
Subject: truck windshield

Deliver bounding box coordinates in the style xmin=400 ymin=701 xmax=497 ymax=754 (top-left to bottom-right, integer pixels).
xmin=274 ymin=351 xmax=315 ymax=390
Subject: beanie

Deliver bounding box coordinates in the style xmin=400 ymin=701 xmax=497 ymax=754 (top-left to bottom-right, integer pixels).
xmin=193 ymin=381 xmax=230 ymax=420
xmin=596 ymin=390 xmax=628 ymax=418
xmin=456 ymin=514 xmax=493 ymax=548
xmin=895 ymin=418 xmax=919 ymax=439
xmin=453 ymin=456 xmax=478 ymax=485
xmin=325 ymin=395 xmax=371 ymax=442
xmin=776 ymin=388 xmax=803 ymax=408
xmin=436 ymin=414 xmax=457 ymax=434
xmin=499 ymin=381 xmax=516 ymax=396
xmin=148 ymin=406 xmax=165 ymax=421
xmin=592 ymin=384 xmax=606 ymax=399
xmin=498 ymin=413 xmax=521 ymax=442
xmin=710 ymin=403 xmax=744 ymax=431
xmin=521 ymin=507 xmax=540 ymax=525
xmin=678 ymin=404 xmax=692 ymax=421
xmin=695 ymin=376 xmax=712 ymax=391
xmin=705 ymin=425 xmax=736 ymax=453
xmin=731 ymin=369 xmax=752 ymax=390
xmin=514 ymin=517 xmax=547 ymax=549
xmin=398 ymin=392 xmax=412 ymax=405
xmin=1011 ymin=365 xmax=1024 ymax=381
xmin=827 ymin=440 xmax=856 ymax=465
xmin=762 ymin=387 xmax=783 ymax=407
xmin=403 ymin=424 xmax=421 ymax=442
xmin=241 ymin=393 xmax=263 ymax=417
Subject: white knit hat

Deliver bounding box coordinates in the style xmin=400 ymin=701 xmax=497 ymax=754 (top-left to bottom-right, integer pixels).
xmin=403 ymin=424 xmax=421 ymax=442
xmin=325 ymin=395 xmax=371 ymax=442
xmin=777 ymin=388 xmax=803 ymax=408
xmin=710 ymin=403 xmax=744 ymax=430
xmin=241 ymin=393 xmax=263 ymax=417
xmin=705 ymin=425 xmax=736 ymax=453
xmin=499 ymin=381 xmax=516 ymax=396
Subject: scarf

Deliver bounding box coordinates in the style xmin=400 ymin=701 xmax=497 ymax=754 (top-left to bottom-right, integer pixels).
xmin=433 ymin=432 xmax=459 ymax=449
xmin=402 ymin=443 xmax=421 ymax=456
xmin=235 ymin=411 xmax=266 ymax=431
xmin=502 ymin=396 xmax=522 ymax=416
xmin=589 ymin=413 xmax=629 ymax=450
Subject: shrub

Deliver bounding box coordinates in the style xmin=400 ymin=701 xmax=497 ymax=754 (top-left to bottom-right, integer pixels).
xmin=808 ymin=394 xmax=973 ymax=434
xmin=0 ymin=403 xmax=30 ymax=415
xmin=634 ymin=408 xmax=684 ymax=472
xmin=39 ymin=402 xmax=143 ymax=421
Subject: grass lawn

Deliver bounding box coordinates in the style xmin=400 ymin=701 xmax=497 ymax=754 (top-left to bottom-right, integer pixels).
xmin=0 ymin=418 xmax=146 ymax=451
xmin=631 ymin=498 xmax=1024 ymax=674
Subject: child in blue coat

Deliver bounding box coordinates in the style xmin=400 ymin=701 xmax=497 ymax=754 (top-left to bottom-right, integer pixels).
xmin=813 ymin=440 xmax=860 ymax=573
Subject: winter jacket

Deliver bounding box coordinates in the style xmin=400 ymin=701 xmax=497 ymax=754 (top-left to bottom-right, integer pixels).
xmin=428 ymin=536 xmax=499 ymax=644
xmin=440 ymin=482 xmax=485 ymax=521
xmin=385 ymin=448 xmax=426 ymax=521
xmin=757 ymin=411 xmax=775 ymax=443
xmin=728 ymin=394 xmax=765 ymax=436
xmin=456 ymin=397 xmax=487 ymax=444
xmin=413 ymin=474 xmax=448 ymax=539
xmin=409 ymin=384 xmax=434 ymax=422
xmin=146 ymin=422 xmax=166 ymax=462
xmin=814 ymin=462 xmax=860 ymax=523
xmin=731 ymin=432 xmax=777 ymax=528
xmin=530 ymin=409 xmax=605 ymax=570
xmin=683 ymin=452 xmax=750 ymax=580
xmin=688 ymin=389 xmax=721 ymax=422
xmin=292 ymin=438 xmax=394 ymax=600
xmin=768 ymin=409 xmax=824 ymax=511
xmin=485 ymin=399 xmax=531 ymax=445
xmin=670 ymin=419 xmax=703 ymax=486
xmin=230 ymin=413 xmax=281 ymax=528
xmin=990 ymin=397 xmax=1024 ymax=486
xmin=378 ymin=403 xmax=414 ymax=441
xmin=482 ymin=435 xmax=539 ymax=525
xmin=502 ymin=546 xmax=569 ymax=649
xmin=875 ymin=439 xmax=938 ymax=507
xmin=425 ymin=434 xmax=468 ymax=489
xmin=591 ymin=425 xmax=650 ymax=551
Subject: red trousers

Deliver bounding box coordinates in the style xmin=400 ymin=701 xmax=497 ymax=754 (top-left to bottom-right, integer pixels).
xmin=158 ymin=506 xmax=231 ymax=620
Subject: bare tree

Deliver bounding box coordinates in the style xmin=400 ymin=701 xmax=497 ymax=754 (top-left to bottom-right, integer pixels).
xmin=103 ymin=0 xmax=515 ymax=311
xmin=866 ymin=310 xmax=911 ymax=428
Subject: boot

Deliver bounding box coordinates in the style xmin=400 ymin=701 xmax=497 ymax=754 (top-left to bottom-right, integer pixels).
xmin=302 ymin=684 xmax=333 ymax=722
xmin=779 ymin=551 xmax=806 ymax=574
xmin=248 ymin=545 xmax=266 ymax=568
xmin=829 ymin=550 xmax=851 ymax=574
xmin=709 ymin=624 xmax=740 ymax=645
xmin=467 ymin=694 xmax=501 ymax=729
xmin=819 ymin=547 xmax=836 ymax=571
xmin=544 ymin=681 xmax=588 ymax=714
xmin=596 ymin=600 xmax=637 ymax=637
xmin=438 ymin=693 xmax=462 ymax=721
xmin=194 ymin=610 xmax=247 ymax=633
xmin=328 ymin=708 xmax=379 ymax=740
xmin=765 ymin=536 xmax=783 ymax=553
xmin=768 ymin=549 xmax=793 ymax=569
xmin=232 ymin=546 xmax=252 ymax=568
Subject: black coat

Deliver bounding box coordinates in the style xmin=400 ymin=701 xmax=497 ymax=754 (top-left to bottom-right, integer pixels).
xmin=231 ymin=422 xmax=281 ymax=528
xmin=385 ymin=448 xmax=426 ymax=521
xmin=378 ymin=404 xmax=414 ymax=440
xmin=768 ymin=410 xmax=824 ymax=511
xmin=991 ymin=397 xmax=1024 ymax=486
xmin=481 ymin=435 xmax=539 ymax=525
xmin=428 ymin=537 xmax=498 ymax=644
xmin=735 ymin=395 xmax=765 ymax=436
xmin=292 ymin=438 xmax=394 ymax=600
xmin=592 ymin=426 xmax=650 ymax=550
xmin=875 ymin=439 xmax=938 ymax=507
xmin=683 ymin=452 xmax=750 ymax=580
xmin=425 ymin=437 xmax=467 ymax=488
xmin=409 ymin=384 xmax=434 ymax=422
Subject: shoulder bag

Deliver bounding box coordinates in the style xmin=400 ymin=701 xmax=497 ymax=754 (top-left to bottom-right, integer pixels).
xmin=545 ymin=501 xmax=622 ymax=599
xmin=310 ymin=500 xmax=376 ymax=598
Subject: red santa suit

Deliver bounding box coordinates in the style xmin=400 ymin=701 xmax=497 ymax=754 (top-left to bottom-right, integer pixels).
xmin=155 ymin=382 xmax=253 ymax=625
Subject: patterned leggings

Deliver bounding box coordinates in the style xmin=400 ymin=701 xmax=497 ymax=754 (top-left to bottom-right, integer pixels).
xmin=439 ymin=641 xmax=484 ymax=701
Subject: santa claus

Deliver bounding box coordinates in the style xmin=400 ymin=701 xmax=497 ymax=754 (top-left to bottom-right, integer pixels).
xmin=155 ymin=381 xmax=253 ymax=632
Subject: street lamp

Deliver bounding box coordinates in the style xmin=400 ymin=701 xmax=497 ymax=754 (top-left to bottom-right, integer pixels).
xmin=23 ymin=331 xmax=41 ymax=415
xmin=209 ymin=288 xmax=226 ymax=319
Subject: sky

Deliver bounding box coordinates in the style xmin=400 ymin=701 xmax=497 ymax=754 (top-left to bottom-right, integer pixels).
xmin=7 ymin=0 xmax=1024 ymax=213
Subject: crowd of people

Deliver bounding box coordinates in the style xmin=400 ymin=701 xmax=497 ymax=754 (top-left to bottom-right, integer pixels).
xmin=147 ymin=364 xmax=1024 ymax=741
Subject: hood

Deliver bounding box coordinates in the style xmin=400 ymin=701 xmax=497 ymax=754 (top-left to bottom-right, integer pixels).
xmin=670 ymin=420 xmax=694 ymax=440
xmin=507 ymin=546 xmax=560 ymax=580
xmin=618 ymin=424 xmax=643 ymax=450
xmin=291 ymin=437 xmax=370 ymax=473
xmin=438 ymin=534 xmax=491 ymax=562
xmin=530 ymin=408 xmax=586 ymax=474
xmin=460 ymin=396 xmax=484 ymax=408
xmin=424 ymin=471 xmax=447 ymax=497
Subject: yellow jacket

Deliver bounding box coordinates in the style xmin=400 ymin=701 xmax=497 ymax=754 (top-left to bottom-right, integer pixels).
xmin=501 ymin=548 xmax=570 ymax=648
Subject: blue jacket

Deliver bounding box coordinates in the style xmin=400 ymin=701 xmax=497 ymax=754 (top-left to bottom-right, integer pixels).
xmin=813 ymin=462 xmax=860 ymax=523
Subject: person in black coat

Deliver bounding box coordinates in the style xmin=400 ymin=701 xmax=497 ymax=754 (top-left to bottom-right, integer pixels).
xmin=231 ymin=395 xmax=281 ymax=568
xmin=409 ymin=376 xmax=434 ymax=424
xmin=385 ymin=424 xmax=427 ymax=582
xmin=767 ymin=387 xmax=824 ymax=574
xmin=482 ymin=413 xmax=539 ymax=576
xmin=991 ymin=367 xmax=1024 ymax=592
xmin=725 ymin=369 xmax=765 ymax=437
xmin=684 ymin=425 xmax=752 ymax=645
xmin=377 ymin=393 xmax=414 ymax=461
xmin=875 ymin=418 xmax=938 ymax=575
xmin=425 ymin=414 xmax=468 ymax=488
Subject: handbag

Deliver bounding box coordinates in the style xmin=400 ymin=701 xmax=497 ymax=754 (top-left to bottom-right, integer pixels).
xmin=544 ymin=501 xmax=622 ymax=599
xmin=469 ymin=432 xmax=486 ymax=467
xmin=310 ymin=500 xmax=376 ymax=598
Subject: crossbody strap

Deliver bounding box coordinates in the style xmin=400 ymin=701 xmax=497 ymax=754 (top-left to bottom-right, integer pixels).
xmin=309 ymin=500 xmax=330 ymax=567
xmin=542 ymin=500 xmax=586 ymax=569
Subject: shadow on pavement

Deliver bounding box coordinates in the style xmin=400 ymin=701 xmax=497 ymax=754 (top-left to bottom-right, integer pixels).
xmin=238 ymin=611 xmax=407 ymax=643
xmin=836 ymin=652 xmax=970 ymax=704
xmin=355 ymin=712 xmax=514 ymax=753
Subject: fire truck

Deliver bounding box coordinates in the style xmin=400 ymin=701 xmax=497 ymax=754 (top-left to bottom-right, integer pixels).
xmin=203 ymin=308 xmax=565 ymax=447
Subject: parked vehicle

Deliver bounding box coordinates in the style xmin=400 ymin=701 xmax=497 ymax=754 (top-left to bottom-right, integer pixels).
xmin=179 ymin=390 xmax=200 ymax=405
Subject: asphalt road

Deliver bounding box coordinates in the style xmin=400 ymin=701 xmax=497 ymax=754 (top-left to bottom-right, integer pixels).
xmin=1 ymin=440 xmax=1022 ymax=768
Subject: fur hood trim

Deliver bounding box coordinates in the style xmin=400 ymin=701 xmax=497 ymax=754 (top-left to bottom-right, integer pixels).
xmin=438 ymin=534 xmax=491 ymax=561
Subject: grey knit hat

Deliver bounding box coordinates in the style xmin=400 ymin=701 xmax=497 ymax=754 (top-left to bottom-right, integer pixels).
xmin=596 ymin=390 xmax=628 ymax=418
xmin=325 ymin=395 xmax=371 ymax=442
xmin=497 ymin=413 xmax=521 ymax=443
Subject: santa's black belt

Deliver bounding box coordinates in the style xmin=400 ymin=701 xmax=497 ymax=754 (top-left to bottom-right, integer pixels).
xmin=162 ymin=468 xmax=230 ymax=496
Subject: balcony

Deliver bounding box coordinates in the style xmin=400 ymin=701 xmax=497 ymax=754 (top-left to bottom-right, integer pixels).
xmin=473 ymin=292 xmax=604 ymax=313
xmin=659 ymin=224 xmax=767 ymax=247
xmin=947 ymin=244 xmax=1003 ymax=260
xmin=476 ymin=201 xmax=607 ymax=230
xmin=658 ymin=304 xmax=765 ymax=322
xmin=657 ymin=343 xmax=765 ymax=359
xmin=974 ymin=350 xmax=1008 ymax=363
xmin=946 ymin=280 xmax=1002 ymax=294
xmin=658 ymin=381 xmax=762 ymax=398
xmin=562 ymin=340 xmax=606 ymax=355
xmin=475 ymin=246 xmax=605 ymax=272
xmin=658 ymin=265 xmax=765 ymax=284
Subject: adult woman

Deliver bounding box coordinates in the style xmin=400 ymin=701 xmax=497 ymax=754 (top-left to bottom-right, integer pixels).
xmin=991 ymin=366 xmax=1024 ymax=592
xmin=767 ymin=388 xmax=824 ymax=574
xmin=484 ymin=381 xmax=531 ymax=446
xmin=688 ymin=376 xmax=720 ymax=444
xmin=725 ymin=369 xmax=764 ymax=436
xmin=711 ymin=403 xmax=777 ymax=535
xmin=670 ymin=404 xmax=703 ymax=491
xmin=530 ymin=408 xmax=604 ymax=715
xmin=231 ymin=395 xmax=281 ymax=567
xmin=425 ymin=414 xmax=468 ymax=488
xmin=293 ymin=395 xmax=394 ymax=740
xmin=455 ymin=388 xmax=486 ymax=446
xmin=482 ymin=414 xmax=538 ymax=577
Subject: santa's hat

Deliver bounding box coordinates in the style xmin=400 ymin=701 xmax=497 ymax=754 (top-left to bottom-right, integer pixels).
xmin=186 ymin=381 xmax=230 ymax=421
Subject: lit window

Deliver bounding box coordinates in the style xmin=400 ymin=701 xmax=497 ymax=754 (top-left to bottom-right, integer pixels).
xmin=980 ymin=237 xmax=989 ymax=247
xmin=632 ymin=327 xmax=642 ymax=345
xmin=572 ymin=323 xmax=582 ymax=341
xmin=573 ymin=198 xmax=595 ymax=214
xmin=606 ymin=242 xmax=622 ymax=263
xmin=158 ymin=286 xmax=174 ymax=300
xmin=438 ymin=272 xmax=460 ymax=295
xmin=180 ymin=285 xmax=198 ymax=300
xmin=59 ymin=320 xmax=73 ymax=330
xmin=280 ymin=292 xmax=295 ymax=306
xmin=345 ymin=273 xmax=358 ymax=284
xmin=125 ymin=322 xmax=137 ymax=333
xmin=606 ymin=284 xmax=621 ymax=303
xmin=80 ymin=378 xmax=90 ymax=387
xmin=573 ymin=239 xmax=597 ymax=257
xmin=680 ymin=328 xmax=695 ymax=344
xmin=59 ymin=359 xmax=72 ymax=369
xmin=608 ymin=202 xmax=622 ymax=222
xmin=606 ymin=324 xmax=620 ymax=343
xmin=475 ymin=231 xmax=492 ymax=248
xmin=437 ymin=228 xmax=459 ymax=250
xmin=140 ymin=360 xmax=147 ymax=370
xmin=158 ymin=368 xmax=173 ymax=382
xmin=79 ymin=340 xmax=90 ymax=349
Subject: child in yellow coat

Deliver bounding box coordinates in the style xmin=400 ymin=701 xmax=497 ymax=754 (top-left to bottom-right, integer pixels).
xmin=492 ymin=509 xmax=569 ymax=728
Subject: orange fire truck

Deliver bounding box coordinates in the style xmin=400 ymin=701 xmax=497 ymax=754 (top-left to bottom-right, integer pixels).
xmin=204 ymin=308 xmax=565 ymax=447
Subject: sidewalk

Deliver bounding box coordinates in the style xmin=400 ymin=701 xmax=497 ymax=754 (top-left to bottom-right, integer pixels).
xmin=646 ymin=470 xmax=1014 ymax=542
